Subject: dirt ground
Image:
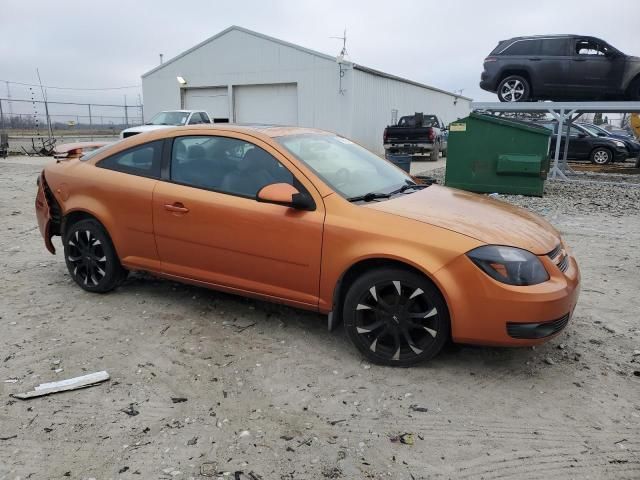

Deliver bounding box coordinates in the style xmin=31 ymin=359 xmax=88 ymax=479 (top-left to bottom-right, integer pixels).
xmin=1 ymin=156 xmax=639 ymax=480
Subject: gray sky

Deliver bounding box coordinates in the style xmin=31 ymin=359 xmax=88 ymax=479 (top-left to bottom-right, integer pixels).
xmin=2 ymin=0 xmax=640 ymax=106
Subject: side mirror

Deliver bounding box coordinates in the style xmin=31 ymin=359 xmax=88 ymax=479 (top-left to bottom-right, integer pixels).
xmin=577 ymin=132 xmax=587 ymax=138
xmin=256 ymin=183 xmax=315 ymax=211
xmin=597 ymin=132 xmax=607 ymax=137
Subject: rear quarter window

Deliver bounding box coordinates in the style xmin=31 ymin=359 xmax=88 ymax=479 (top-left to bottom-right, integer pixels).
xmin=97 ymin=140 xmax=163 ymax=179
xmin=501 ymin=39 xmax=541 ymax=55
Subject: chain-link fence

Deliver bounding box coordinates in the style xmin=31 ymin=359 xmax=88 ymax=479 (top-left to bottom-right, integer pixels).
xmin=0 ymin=97 xmax=142 ymax=134
xmin=0 ymin=97 xmax=143 ymax=154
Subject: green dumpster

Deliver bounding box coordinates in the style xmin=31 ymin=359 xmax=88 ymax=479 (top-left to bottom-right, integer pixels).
xmin=445 ymin=113 xmax=551 ymax=196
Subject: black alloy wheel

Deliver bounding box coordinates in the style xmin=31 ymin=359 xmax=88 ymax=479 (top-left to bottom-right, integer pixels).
xmin=63 ymin=218 xmax=127 ymax=293
xmin=343 ymin=269 xmax=449 ymax=366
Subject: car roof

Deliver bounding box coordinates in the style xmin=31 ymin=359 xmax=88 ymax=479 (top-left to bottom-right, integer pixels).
xmin=156 ymin=124 xmax=331 ymax=138
xmin=501 ymin=34 xmax=582 ymax=41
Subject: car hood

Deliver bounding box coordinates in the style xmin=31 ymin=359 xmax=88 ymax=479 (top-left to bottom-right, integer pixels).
xmin=365 ymin=185 xmax=559 ymax=255
xmin=121 ymin=125 xmax=175 ymax=134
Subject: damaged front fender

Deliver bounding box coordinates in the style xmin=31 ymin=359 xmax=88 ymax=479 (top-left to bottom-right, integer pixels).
xmin=35 ymin=172 xmax=57 ymax=254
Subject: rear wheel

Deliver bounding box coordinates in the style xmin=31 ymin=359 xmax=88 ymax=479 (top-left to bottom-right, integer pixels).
xmin=63 ymin=218 xmax=127 ymax=293
xmin=497 ymin=75 xmax=530 ymax=102
xmin=343 ymin=268 xmax=450 ymax=366
xmin=429 ymin=145 xmax=440 ymax=162
xmin=590 ymin=147 xmax=612 ymax=165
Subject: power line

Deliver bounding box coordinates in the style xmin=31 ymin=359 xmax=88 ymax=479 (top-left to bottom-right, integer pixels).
xmin=0 ymin=79 xmax=141 ymax=91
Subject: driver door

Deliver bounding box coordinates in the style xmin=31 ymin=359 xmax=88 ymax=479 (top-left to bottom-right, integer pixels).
xmin=152 ymin=132 xmax=325 ymax=308
xmin=569 ymin=38 xmax=623 ymax=95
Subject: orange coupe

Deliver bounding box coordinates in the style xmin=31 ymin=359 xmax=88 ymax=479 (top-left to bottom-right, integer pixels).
xmin=35 ymin=125 xmax=580 ymax=365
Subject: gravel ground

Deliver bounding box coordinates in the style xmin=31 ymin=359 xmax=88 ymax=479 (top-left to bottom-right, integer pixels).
xmin=1 ymin=158 xmax=639 ymax=480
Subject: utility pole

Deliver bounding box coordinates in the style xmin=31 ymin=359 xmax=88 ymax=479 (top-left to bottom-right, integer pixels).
xmin=36 ymin=69 xmax=54 ymax=141
xmin=124 ymin=95 xmax=128 ymax=126
xmin=5 ymin=81 xmax=13 ymax=115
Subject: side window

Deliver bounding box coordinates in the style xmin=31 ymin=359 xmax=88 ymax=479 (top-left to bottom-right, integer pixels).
xmin=540 ymin=39 xmax=568 ymax=56
xmin=170 ymin=136 xmax=293 ymax=198
xmin=188 ymin=113 xmax=203 ymax=125
xmin=575 ymin=39 xmax=606 ymax=56
xmin=502 ymin=39 xmax=540 ymax=56
xmin=97 ymin=140 xmax=162 ymax=178
xmin=200 ymin=112 xmax=210 ymax=123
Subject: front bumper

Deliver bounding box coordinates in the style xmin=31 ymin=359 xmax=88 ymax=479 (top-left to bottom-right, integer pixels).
xmin=433 ymin=249 xmax=581 ymax=346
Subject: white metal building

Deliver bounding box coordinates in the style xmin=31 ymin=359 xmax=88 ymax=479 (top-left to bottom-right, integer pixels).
xmin=141 ymin=26 xmax=472 ymax=154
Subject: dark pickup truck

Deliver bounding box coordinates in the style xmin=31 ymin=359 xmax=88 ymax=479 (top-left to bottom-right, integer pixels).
xmin=383 ymin=113 xmax=447 ymax=162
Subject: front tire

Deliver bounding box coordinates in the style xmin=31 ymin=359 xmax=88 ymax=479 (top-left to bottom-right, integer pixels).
xmin=343 ymin=268 xmax=450 ymax=366
xmin=590 ymin=147 xmax=612 ymax=165
xmin=626 ymin=77 xmax=640 ymax=101
xmin=63 ymin=218 xmax=127 ymax=293
xmin=497 ymin=75 xmax=531 ymax=102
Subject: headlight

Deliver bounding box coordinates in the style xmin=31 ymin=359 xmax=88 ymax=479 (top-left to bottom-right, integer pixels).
xmin=467 ymin=245 xmax=549 ymax=286
xmin=614 ymin=140 xmax=625 ymax=148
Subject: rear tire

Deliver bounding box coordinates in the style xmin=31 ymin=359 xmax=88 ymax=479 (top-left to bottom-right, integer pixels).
xmin=63 ymin=218 xmax=127 ymax=293
xmin=343 ymin=268 xmax=450 ymax=366
xmin=497 ymin=75 xmax=531 ymax=102
xmin=590 ymin=147 xmax=612 ymax=165
xmin=429 ymin=145 xmax=440 ymax=162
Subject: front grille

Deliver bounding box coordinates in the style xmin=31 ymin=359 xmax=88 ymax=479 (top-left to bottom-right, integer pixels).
xmin=547 ymin=243 xmax=569 ymax=273
xmin=557 ymin=254 xmax=569 ymax=273
xmin=507 ymin=313 xmax=571 ymax=339
xmin=122 ymin=131 xmax=140 ymax=138
xmin=547 ymin=244 xmax=562 ymax=260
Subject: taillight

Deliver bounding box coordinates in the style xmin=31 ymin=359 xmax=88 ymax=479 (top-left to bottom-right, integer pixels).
xmin=427 ymin=128 xmax=435 ymax=142
xmin=383 ymin=128 xmax=388 ymax=143
xmin=484 ymin=57 xmax=497 ymax=63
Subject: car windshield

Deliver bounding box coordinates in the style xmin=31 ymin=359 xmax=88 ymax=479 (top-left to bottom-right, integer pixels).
xmin=276 ymin=134 xmax=414 ymax=199
xmin=146 ymin=111 xmax=190 ymax=126
xmin=580 ymin=124 xmax=608 ymax=136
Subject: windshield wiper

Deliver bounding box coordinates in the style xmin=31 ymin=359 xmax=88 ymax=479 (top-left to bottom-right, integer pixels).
xmin=387 ymin=183 xmax=429 ymax=196
xmin=347 ymin=192 xmax=391 ymax=203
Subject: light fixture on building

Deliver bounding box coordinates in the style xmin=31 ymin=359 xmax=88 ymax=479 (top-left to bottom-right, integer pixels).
xmin=177 ymin=76 xmax=187 ymax=85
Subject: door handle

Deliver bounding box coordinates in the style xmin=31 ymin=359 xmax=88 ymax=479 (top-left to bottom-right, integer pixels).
xmin=164 ymin=202 xmax=189 ymax=213
xmin=528 ymin=57 xmax=541 ymax=61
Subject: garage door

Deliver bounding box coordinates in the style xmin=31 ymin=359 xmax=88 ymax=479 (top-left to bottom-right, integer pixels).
xmin=183 ymin=87 xmax=229 ymax=121
xmin=234 ymin=83 xmax=298 ymax=126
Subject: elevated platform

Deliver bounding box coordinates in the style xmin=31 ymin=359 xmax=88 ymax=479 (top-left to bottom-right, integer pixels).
xmin=470 ymin=101 xmax=640 ymax=179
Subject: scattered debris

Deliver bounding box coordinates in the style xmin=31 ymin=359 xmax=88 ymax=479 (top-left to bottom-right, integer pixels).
xmin=171 ymin=397 xmax=188 ymax=403
xmin=121 ymin=404 xmax=140 ymax=417
xmin=200 ymin=462 xmax=217 ymax=477
xmin=0 ymin=435 xmax=18 ymax=441
xmin=187 ymin=436 xmax=198 ymax=446
xmin=544 ymin=357 xmax=556 ymax=366
xmin=390 ymin=433 xmax=414 ymax=445
xmin=409 ymin=404 xmax=429 ymax=413
xmin=633 ymin=371 xmax=640 ymax=377
xmin=118 ymin=466 xmax=129 ymax=474
xmin=11 ymin=371 xmax=109 ymax=400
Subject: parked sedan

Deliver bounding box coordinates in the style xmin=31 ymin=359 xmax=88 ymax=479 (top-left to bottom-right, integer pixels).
xmin=578 ymin=123 xmax=640 ymax=159
xmin=35 ymin=125 xmax=580 ymax=365
xmin=120 ymin=110 xmax=211 ymax=139
xmin=536 ymin=121 xmax=628 ymax=164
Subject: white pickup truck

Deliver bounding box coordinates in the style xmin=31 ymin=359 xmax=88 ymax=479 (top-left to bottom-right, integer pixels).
xmin=120 ymin=110 xmax=211 ymax=139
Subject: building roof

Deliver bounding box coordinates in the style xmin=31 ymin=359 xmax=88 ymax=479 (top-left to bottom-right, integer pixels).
xmin=142 ymin=26 xmax=471 ymax=101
